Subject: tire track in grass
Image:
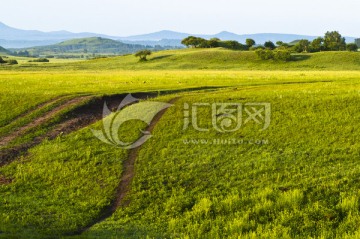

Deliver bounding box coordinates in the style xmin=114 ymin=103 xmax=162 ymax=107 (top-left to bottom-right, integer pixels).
xmin=76 ymin=97 xmax=180 ymax=235
xmin=0 ymin=96 xmax=93 ymax=148
xmin=0 ymin=92 xmax=159 ymax=167
xmin=0 ymin=95 xmax=68 ymax=128
xmin=0 ymin=96 xmax=94 ymax=166
xmin=0 ymin=174 xmax=12 ymax=185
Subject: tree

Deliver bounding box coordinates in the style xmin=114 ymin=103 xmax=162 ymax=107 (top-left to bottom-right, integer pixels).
xmin=310 ymin=37 xmax=324 ymax=52
xmin=294 ymin=39 xmax=310 ymax=53
xmin=198 ymin=38 xmax=210 ymax=48
xmin=324 ymin=31 xmax=346 ymax=51
xmin=264 ymin=41 xmax=276 ymax=50
xmin=220 ymin=40 xmax=244 ymax=50
xmin=346 ymin=43 xmax=358 ymax=52
xmin=181 ymin=36 xmax=194 ymax=47
xmin=208 ymin=38 xmax=220 ymax=48
xmin=0 ymin=56 xmax=5 ymax=64
xmin=135 ymin=50 xmax=152 ymax=61
xmin=246 ymin=38 xmax=256 ymax=48
xmin=276 ymin=41 xmax=291 ymax=49
xmin=181 ymin=36 xmax=206 ymax=48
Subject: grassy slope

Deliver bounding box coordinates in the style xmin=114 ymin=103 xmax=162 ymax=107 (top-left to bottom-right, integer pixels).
xmin=0 ymin=119 xmax=143 ymax=237
xmin=5 ymin=69 xmax=358 ymax=131
xmin=2 ymin=77 xmax=360 ymax=238
xmin=84 ymin=82 xmax=360 ymax=238
xmin=1 ymin=49 xmax=360 ymax=238
xmin=2 ymin=48 xmax=360 ymax=71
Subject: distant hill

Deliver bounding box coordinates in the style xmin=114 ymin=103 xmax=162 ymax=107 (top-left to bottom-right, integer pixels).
xmin=0 ymin=45 xmax=10 ymax=54
xmin=120 ymin=39 xmax=184 ymax=47
xmin=19 ymin=37 xmax=162 ymax=56
xmin=0 ymin=22 xmax=115 ymax=48
xmin=118 ymin=30 xmax=189 ymax=41
xmin=0 ymin=39 xmax=67 ymax=49
xmin=0 ymin=21 xmax=358 ymax=48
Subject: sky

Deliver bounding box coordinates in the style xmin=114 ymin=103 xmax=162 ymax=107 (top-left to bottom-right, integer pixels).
xmin=2 ymin=0 xmax=360 ymax=37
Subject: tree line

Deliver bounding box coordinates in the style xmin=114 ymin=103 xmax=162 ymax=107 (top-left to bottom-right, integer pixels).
xmin=181 ymin=31 xmax=358 ymax=62
xmin=181 ymin=36 xmax=252 ymax=50
xmin=292 ymin=31 xmax=358 ymax=53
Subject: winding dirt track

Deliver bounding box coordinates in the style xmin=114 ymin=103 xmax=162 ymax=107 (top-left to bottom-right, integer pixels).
xmin=0 ymin=96 xmax=92 ymax=147
xmin=0 ymin=96 xmax=68 ymax=128
xmin=0 ymin=92 xmax=179 ymax=235
xmin=75 ymin=97 xmax=180 ymax=235
xmin=0 ymin=92 xmax=158 ymax=166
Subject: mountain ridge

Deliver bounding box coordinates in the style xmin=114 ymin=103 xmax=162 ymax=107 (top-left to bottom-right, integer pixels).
xmin=14 ymin=37 xmax=172 ymax=56
xmin=0 ymin=21 xmax=358 ymax=48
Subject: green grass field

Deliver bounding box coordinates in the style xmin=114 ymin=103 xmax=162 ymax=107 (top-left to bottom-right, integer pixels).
xmin=1 ymin=48 xmax=360 ymax=238
xmin=3 ymin=48 xmax=360 ymax=71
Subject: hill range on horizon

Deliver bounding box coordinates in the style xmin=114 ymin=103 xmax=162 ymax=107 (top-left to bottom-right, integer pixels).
xmin=0 ymin=21 xmax=358 ymax=49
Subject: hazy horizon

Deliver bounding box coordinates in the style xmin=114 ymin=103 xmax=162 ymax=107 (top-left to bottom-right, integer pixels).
xmin=2 ymin=0 xmax=360 ymax=37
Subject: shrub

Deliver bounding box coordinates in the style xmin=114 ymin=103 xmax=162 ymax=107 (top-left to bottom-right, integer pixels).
xmin=7 ymin=59 xmax=18 ymax=65
xmin=273 ymin=50 xmax=292 ymax=61
xmin=346 ymin=43 xmax=358 ymax=52
xmin=255 ymin=49 xmax=274 ymax=60
xmin=255 ymin=49 xmax=292 ymax=61
xmin=250 ymin=45 xmax=265 ymax=51
xmin=0 ymin=56 xmax=6 ymax=64
xmin=29 ymin=58 xmax=50 ymax=62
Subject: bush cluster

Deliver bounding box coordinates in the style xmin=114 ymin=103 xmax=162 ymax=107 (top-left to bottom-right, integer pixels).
xmin=255 ymin=49 xmax=292 ymax=61
xmin=29 ymin=58 xmax=50 ymax=62
xmin=0 ymin=57 xmax=18 ymax=65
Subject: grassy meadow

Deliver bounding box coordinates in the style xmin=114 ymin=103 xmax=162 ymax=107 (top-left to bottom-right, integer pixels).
xmin=1 ymin=48 xmax=360 ymax=238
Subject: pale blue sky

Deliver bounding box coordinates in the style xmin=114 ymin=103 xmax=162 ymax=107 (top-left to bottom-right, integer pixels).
xmin=2 ymin=0 xmax=360 ymax=37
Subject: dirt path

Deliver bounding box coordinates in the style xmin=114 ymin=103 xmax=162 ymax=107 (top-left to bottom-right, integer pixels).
xmin=0 ymin=96 xmax=92 ymax=148
xmin=0 ymin=92 xmax=159 ymax=166
xmin=75 ymin=97 xmax=180 ymax=235
xmin=0 ymin=96 xmax=67 ymax=128
xmin=0 ymin=174 xmax=12 ymax=185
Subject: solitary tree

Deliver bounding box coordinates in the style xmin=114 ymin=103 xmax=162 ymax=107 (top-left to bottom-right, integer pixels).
xmin=246 ymin=38 xmax=256 ymax=48
xmin=135 ymin=50 xmax=152 ymax=61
